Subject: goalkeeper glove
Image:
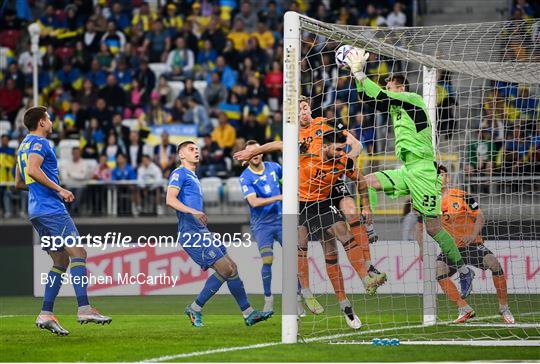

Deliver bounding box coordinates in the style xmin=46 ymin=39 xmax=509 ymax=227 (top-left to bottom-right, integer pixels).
xmin=345 ymin=47 xmax=369 ymax=81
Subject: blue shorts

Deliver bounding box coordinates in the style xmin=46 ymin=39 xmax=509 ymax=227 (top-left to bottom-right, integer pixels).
xmin=179 ymin=226 xmax=228 ymax=271
xmin=30 ymin=213 xmax=79 ymax=252
xmin=252 ymin=223 xmax=282 ymax=257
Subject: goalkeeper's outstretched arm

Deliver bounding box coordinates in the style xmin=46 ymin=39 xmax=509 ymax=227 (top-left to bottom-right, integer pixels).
xmin=344 ymin=48 xmax=427 ymax=110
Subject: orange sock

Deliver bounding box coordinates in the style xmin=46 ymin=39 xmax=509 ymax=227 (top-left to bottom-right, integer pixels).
xmin=325 ymin=254 xmax=347 ymax=302
xmin=348 ymin=218 xmax=372 ymax=264
xmin=298 ymin=246 xmax=309 ymax=290
xmin=439 ymin=278 xmax=468 ymax=307
xmin=492 ymin=275 xmax=508 ymax=306
xmin=343 ymin=238 xmax=369 ymax=279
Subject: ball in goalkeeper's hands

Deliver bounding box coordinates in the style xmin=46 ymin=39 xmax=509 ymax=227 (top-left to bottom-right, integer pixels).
xmin=335 ymin=44 xmax=353 ymax=69
xmin=344 ymin=47 xmax=370 ymax=74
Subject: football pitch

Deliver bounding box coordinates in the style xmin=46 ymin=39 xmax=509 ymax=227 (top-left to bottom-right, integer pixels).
xmin=1 ymin=295 xmax=538 ymax=362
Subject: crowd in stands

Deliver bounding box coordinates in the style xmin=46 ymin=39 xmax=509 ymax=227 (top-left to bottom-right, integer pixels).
xmin=0 ymin=0 xmax=412 ymax=217
xmin=0 ymin=0 xmax=537 ymax=218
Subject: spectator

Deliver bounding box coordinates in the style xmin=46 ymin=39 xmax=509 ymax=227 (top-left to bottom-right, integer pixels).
xmin=96 ymin=42 xmax=114 ymax=71
xmin=143 ymin=20 xmax=171 ymax=63
xmin=102 ymin=131 xmax=125 ymax=168
xmin=208 ymin=56 xmax=237 ymax=90
xmin=513 ymin=0 xmax=535 ymax=18
xmin=243 ymin=94 xmax=270 ymax=124
xmin=0 ymin=79 xmax=23 ymax=123
xmin=131 ymin=2 xmax=157 ymax=32
xmin=5 ymin=62 xmax=25 ymax=91
xmin=89 ymin=98 xmax=112 ymax=131
xmin=437 ymin=70 xmax=458 ymax=138
xmin=108 ymin=2 xmax=130 ymax=33
xmin=82 ymin=20 xmax=103 ymax=54
xmin=211 ymin=112 xmax=237 ymax=153
xmin=153 ymin=132 xmax=176 ymax=177
xmin=239 ymin=112 xmax=265 ymax=143
xmin=63 ymin=101 xmax=86 ymax=138
xmin=263 ymin=1 xmax=281 ymax=30
xmin=112 ymin=153 xmax=137 ymax=180
xmin=146 ymin=91 xmax=172 ymax=125
xmin=86 ymin=59 xmax=107 ymax=88
xmin=101 ymin=21 xmax=127 ymax=55
xmin=253 ymin=22 xmax=275 ymax=51
xmin=264 ymin=61 xmax=283 ymax=106
xmin=127 ymin=130 xmax=147 ymax=169
xmin=201 ymin=16 xmax=227 ymax=54
xmin=92 ymin=154 xmax=112 ymax=181
xmin=136 ymin=59 xmax=156 ymax=98
xmin=222 ymin=39 xmax=240 ymax=70
xmin=219 ymin=91 xmax=242 ymax=129
xmin=0 ymin=134 xmax=15 ymax=218
xmin=241 ymin=37 xmax=269 ymax=73
xmin=465 ymin=129 xmax=498 ymax=177
xmin=183 ymin=97 xmax=212 ymax=135
xmin=157 ymin=75 xmax=173 ymax=106
xmin=127 ymin=78 xmax=147 ymax=118
xmin=228 ymin=19 xmax=250 ymax=52
xmin=386 ymin=2 xmax=407 ymax=27
xmin=111 ymin=152 xmax=138 ymax=216
xmin=163 ymin=3 xmax=184 ymax=36
xmin=170 ymin=98 xmax=186 ymax=123
xmin=84 ymin=117 xmax=106 ymax=148
xmin=89 ymin=5 xmax=108 ymax=32
xmin=56 ymin=62 xmax=83 ymax=92
xmin=502 ymin=127 xmax=531 ymax=174
xmin=78 ymin=79 xmax=98 ymax=112
xmin=18 ymin=44 xmax=40 ymax=84
xmin=196 ymin=40 xmax=218 ymax=78
xmin=109 ymin=113 xmax=130 ymax=148
xmin=199 ymin=134 xmax=226 ymax=177
xmin=137 ymin=154 xmax=164 ymax=215
xmin=61 ymin=147 xmax=91 ymax=215
xmin=98 ymin=74 xmax=127 ymax=112
xmin=166 ymin=37 xmax=195 ymax=80
xmin=178 ymin=78 xmax=204 ymax=105
xmin=113 ymin=57 xmax=133 ymax=90
xmin=234 ymin=1 xmax=258 ymax=32
xmin=205 ymin=72 xmax=228 ymax=110
xmin=82 ymin=142 xmax=100 ymax=160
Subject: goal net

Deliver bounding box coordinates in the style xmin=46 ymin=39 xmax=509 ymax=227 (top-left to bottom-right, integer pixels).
xmin=281 ymin=12 xmax=540 ymax=345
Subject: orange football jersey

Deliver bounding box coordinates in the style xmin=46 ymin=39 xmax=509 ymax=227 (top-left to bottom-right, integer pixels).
xmin=299 ymin=117 xmax=335 ymax=156
xmin=441 ymin=188 xmax=483 ymax=247
xmin=299 ymin=154 xmax=355 ymax=202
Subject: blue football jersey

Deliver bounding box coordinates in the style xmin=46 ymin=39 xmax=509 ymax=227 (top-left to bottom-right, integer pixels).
xmin=168 ymin=166 xmax=204 ymax=230
xmin=17 ymin=134 xmax=67 ymax=218
xmin=239 ymin=161 xmax=282 ymax=228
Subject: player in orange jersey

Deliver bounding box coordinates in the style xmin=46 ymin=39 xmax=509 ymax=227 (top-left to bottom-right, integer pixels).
xmin=234 ymin=97 xmax=387 ymax=298
xmin=417 ymin=165 xmax=515 ymax=324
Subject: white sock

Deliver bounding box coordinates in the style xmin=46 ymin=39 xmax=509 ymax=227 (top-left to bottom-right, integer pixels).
xmin=499 ymin=304 xmax=509 ymax=311
xmin=458 ymin=265 xmax=469 ymax=274
xmin=40 ymin=310 xmax=53 ymax=315
xmin=301 ymin=288 xmax=313 ymax=298
xmin=339 ymin=299 xmax=351 ymax=311
xmin=77 ymin=305 xmax=91 ymax=313
xmin=190 ymin=302 xmax=202 ymax=312
xmin=242 ymin=306 xmax=254 ymax=318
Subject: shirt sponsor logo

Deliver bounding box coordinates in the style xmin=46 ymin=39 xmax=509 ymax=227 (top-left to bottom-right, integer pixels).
xmin=32 ymin=143 xmax=42 ymax=151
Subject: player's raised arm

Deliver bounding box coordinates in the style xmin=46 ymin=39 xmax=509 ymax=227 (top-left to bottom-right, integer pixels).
xmin=461 ymin=196 xmax=485 ymax=245
xmin=27 ymin=153 xmax=74 ymax=202
xmin=233 ymin=141 xmax=283 ymax=161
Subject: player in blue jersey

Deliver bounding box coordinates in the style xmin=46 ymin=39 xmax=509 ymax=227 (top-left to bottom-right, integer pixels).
xmin=239 ymin=140 xmax=283 ymax=314
xmin=166 ymin=140 xmax=271 ymax=327
xmin=14 ymin=107 xmax=111 ymax=336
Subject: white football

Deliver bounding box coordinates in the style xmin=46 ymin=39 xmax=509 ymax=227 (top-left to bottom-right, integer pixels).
xmin=335 ymin=44 xmax=353 ymax=69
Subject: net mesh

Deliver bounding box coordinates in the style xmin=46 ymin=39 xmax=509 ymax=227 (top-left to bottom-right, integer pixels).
xmin=295 ymin=15 xmax=540 ymax=343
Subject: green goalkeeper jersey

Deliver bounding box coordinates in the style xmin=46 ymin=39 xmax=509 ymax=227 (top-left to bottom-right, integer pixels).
xmin=355 ymin=78 xmax=435 ymax=162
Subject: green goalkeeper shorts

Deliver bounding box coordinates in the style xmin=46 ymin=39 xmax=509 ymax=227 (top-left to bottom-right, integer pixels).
xmin=374 ymin=156 xmax=442 ymax=217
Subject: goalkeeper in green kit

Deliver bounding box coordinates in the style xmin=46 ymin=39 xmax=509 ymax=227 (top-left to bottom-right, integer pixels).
xmin=344 ymin=48 xmax=475 ymax=298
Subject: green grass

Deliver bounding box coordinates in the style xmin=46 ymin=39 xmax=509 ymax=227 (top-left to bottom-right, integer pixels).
xmin=0 ymin=295 xmax=539 ymax=362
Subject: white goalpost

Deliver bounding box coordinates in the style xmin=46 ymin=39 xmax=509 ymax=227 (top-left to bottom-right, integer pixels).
xmin=282 ymin=11 xmax=540 ymax=345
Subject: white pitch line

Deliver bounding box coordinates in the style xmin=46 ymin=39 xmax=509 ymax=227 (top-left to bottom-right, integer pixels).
xmin=141 ymin=342 xmax=281 ymax=363
xmin=330 ymin=340 xmax=540 ymax=347
xmin=141 ymin=312 xmax=540 ymax=362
